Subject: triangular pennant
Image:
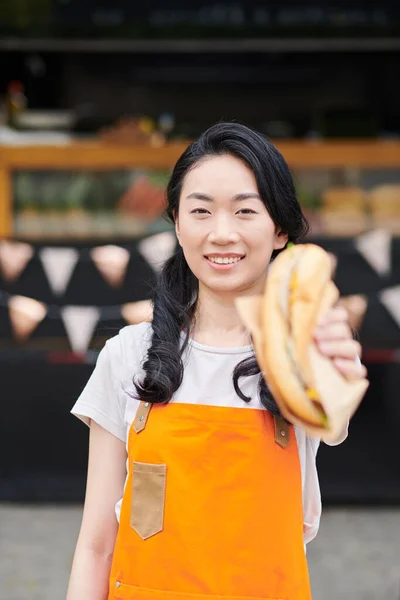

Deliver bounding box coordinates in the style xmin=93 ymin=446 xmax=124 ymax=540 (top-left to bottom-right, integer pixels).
xmin=61 ymin=306 xmax=100 ymax=353
xmin=337 ymin=294 xmax=368 ymax=331
xmin=90 ymin=245 xmax=130 ymax=287
xmin=379 ymin=286 xmax=400 ymax=329
xmin=0 ymin=240 xmax=34 ymax=283
xmin=138 ymin=232 xmax=176 ymax=273
xmin=39 ymin=247 xmax=79 ymax=295
xmin=8 ymin=295 xmax=47 ymax=341
xmin=121 ymin=300 xmax=153 ymax=325
xmin=354 ymin=229 xmax=392 ymax=277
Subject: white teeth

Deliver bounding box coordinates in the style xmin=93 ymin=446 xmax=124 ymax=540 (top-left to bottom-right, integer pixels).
xmin=208 ymin=256 xmax=242 ymax=264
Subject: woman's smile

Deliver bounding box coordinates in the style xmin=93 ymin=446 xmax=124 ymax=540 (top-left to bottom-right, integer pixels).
xmin=204 ymin=252 xmax=245 ymax=270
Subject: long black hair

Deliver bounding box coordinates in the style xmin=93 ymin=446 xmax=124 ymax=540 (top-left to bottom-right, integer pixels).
xmin=134 ymin=122 xmax=310 ymax=414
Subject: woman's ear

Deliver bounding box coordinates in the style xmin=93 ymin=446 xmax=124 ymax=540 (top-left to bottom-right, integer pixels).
xmin=273 ymin=228 xmax=289 ymax=250
xmin=174 ymin=213 xmax=181 ymax=245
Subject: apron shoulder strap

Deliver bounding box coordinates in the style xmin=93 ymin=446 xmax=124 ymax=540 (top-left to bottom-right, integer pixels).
xmin=134 ymin=401 xmax=290 ymax=448
xmin=133 ymin=401 xmax=152 ymax=433
xmin=273 ymin=414 xmax=290 ymax=449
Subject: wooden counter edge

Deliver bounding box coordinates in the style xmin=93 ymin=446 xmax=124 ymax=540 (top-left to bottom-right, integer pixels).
xmin=1 ymin=139 xmax=400 ymax=169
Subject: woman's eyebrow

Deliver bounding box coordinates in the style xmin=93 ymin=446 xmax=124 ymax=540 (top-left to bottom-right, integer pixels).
xmin=185 ymin=192 xmax=261 ymax=201
xmin=186 ymin=193 xmax=213 ymax=201
xmin=233 ymin=193 xmax=261 ymax=201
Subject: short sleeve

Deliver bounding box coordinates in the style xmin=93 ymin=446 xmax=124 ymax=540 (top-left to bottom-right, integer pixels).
xmin=71 ymin=337 xmax=126 ymax=442
xmin=295 ymin=427 xmax=322 ymax=545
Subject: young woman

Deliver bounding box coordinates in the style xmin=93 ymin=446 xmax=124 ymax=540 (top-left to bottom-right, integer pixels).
xmin=67 ymin=122 xmax=366 ymax=600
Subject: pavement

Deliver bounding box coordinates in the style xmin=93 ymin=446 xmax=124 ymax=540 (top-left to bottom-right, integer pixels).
xmin=0 ymin=505 xmax=399 ymax=600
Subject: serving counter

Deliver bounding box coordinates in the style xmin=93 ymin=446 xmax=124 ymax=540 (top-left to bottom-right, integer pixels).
xmin=1 ymin=138 xmax=399 ymax=504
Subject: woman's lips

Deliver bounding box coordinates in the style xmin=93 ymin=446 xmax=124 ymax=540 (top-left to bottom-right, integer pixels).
xmin=205 ymin=255 xmax=245 ymax=270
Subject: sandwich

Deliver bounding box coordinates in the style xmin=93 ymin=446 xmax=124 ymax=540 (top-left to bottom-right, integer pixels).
xmin=236 ymin=243 xmax=369 ymax=438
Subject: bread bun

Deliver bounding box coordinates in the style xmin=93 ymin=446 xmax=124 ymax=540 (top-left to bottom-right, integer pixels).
xmin=235 ymin=242 xmax=369 ymax=436
xmin=260 ymin=244 xmax=338 ymax=428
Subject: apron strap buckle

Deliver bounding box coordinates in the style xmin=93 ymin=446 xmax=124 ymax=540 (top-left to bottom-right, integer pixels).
xmin=133 ymin=401 xmax=152 ymax=433
xmin=273 ymin=415 xmax=290 ymax=449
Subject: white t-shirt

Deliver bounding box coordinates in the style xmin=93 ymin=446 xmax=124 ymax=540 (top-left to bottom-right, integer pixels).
xmin=71 ymin=322 xmax=347 ymax=546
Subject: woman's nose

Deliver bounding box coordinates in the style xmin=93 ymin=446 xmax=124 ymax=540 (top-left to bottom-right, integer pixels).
xmin=208 ymin=215 xmax=240 ymax=244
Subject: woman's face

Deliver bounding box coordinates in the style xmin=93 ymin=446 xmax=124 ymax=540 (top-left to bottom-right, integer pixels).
xmin=175 ymin=154 xmax=288 ymax=297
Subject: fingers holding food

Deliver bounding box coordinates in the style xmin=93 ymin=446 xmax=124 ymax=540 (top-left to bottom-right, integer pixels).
xmin=314 ymin=320 xmax=352 ymax=342
xmin=332 ymin=357 xmax=368 ymax=380
xmin=315 ymin=338 xmax=362 ymax=361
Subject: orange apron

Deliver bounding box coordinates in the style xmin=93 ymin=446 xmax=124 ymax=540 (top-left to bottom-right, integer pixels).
xmin=108 ymin=401 xmax=312 ymax=600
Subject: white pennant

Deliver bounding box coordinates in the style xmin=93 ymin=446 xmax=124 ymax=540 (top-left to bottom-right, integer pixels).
xmin=0 ymin=240 xmax=34 ymax=283
xmin=138 ymin=232 xmax=176 ymax=273
xmin=379 ymin=286 xmax=400 ymax=329
xmin=354 ymin=229 xmax=392 ymax=277
xmin=39 ymin=247 xmax=79 ymax=295
xmin=61 ymin=306 xmax=100 ymax=353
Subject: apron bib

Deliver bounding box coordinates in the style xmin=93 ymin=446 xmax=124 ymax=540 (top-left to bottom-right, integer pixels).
xmin=108 ymin=401 xmax=312 ymax=600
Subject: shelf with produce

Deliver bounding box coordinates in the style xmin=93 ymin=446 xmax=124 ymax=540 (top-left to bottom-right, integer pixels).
xmin=1 ymin=140 xmax=400 ymax=239
xmin=11 ymin=168 xmax=171 ymax=240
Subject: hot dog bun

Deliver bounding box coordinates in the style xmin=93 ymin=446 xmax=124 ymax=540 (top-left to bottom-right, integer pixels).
xmin=235 ymin=243 xmax=369 ymax=435
xmin=260 ymin=244 xmax=339 ymax=428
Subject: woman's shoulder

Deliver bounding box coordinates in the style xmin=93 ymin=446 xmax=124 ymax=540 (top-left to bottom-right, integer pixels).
xmin=105 ymin=321 xmax=152 ymax=355
xmin=105 ymin=321 xmax=153 ymax=374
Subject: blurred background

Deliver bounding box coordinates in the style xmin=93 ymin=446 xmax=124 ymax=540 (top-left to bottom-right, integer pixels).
xmin=1 ymin=1 xmax=400 ymax=599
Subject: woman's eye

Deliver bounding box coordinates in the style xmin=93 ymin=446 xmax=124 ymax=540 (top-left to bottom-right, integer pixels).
xmin=237 ymin=209 xmax=257 ymax=215
xmin=190 ymin=208 xmax=210 ymax=214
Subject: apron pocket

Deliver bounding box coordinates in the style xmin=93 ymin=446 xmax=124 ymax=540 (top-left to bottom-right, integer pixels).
xmin=131 ymin=462 xmax=167 ymax=540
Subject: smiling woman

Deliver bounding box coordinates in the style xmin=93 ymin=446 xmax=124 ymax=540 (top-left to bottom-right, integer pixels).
xmin=136 ymin=124 xmax=309 ymax=410
xmin=68 ymin=122 xmax=367 ymax=600
xmin=176 ymin=154 xmax=287 ymax=291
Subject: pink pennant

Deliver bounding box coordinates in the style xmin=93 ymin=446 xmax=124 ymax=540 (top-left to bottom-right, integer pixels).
xmin=90 ymin=245 xmax=130 ymax=288
xmin=0 ymin=241 xmax=33 ymax=283
xmin=8 ymin=295 xmax=47 ymax=341
xmin=121 ymin=300 xmax=153 ymax=324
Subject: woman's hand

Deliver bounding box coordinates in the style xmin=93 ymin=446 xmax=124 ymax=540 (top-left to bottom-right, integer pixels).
xmin=313 ymin=305 xmax=368 ymax=380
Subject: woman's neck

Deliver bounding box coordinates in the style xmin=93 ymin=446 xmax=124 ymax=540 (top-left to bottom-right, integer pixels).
xmin=190 ymin=285 xmax=256 ymax=348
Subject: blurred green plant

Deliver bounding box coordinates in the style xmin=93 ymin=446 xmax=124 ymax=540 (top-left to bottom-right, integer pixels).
xmin=13 ymin=172 xmax=37 ymax=213
xmin=62 ymin=173 xmax=96 ymax=213
xmin=14 ymin=169 xmax=171 ymax=213
xmin=296 ymin=185 xmax=322 ymax=211
xmin=145 ymin=170 xmax=171 ymax=189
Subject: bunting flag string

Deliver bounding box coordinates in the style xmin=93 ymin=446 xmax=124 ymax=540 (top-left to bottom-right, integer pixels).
xmin=0 ymin=231 xmax=177 ymax=293
xmin=0 ymin=228 xmax=397 ymax=353
xmin=0 ymin=289 xmax=153 ymax=352
xmin=1 ymin=286 xmax=400 ymax=360
xmin=0 ymin=230 xmax=393 ymax=298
